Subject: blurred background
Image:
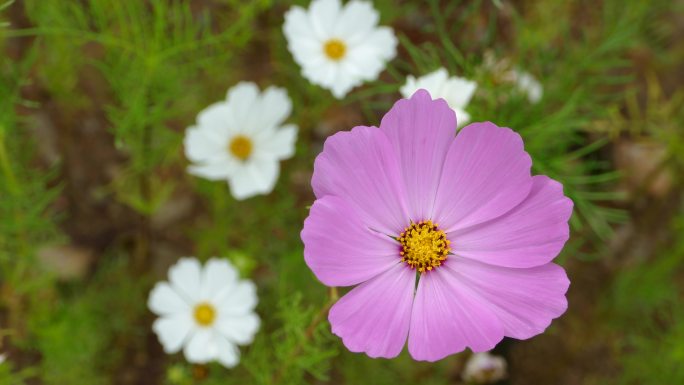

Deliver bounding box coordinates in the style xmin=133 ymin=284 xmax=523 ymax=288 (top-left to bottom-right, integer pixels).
xmin=1 ymin=0 xmax=683 ymax=384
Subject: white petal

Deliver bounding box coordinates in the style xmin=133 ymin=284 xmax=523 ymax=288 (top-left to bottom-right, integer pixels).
xmin=215 ymin=280 xmax=258 ymax=316
xmin=187 ymin=157 xmax=237 ymax=181
xmin=201 ymin=258 xmax=239 ymax=299
xmin=215 ymin=335 xmax=240 ymax=368
xmin=254 ymin=124 xmax=298 ymax=160
xmin=399 ymin=75 xmax=419 ymax=98
xmin=300 ymin=59 xmax=335 ymax=90
xmin=153 ymin=314 xmax=193 ymax=354
xmin=289 ymin=39 xmax=327 ymax=65
xmin=148 ymin=282 xmax=191 ymax=316
xmin=321 ymin=62 xmax=342 ymax=88
xmin=306 ymin=60 xmax=357 ymax=99
xmin=344 ymin=53 xmax=382 ymax=83
xmin=400 ymin=68 xmax=448 ymax=100
xmin=168 ymin=257 xmax=203 ymax=302
xmin=444 ymin=76 xmax=477 ymax=109
xmin=516 ymin=71 xmax=543 ymax=103
xmin=350 ymin=26 xmax=397 ymax=70
xmin=226 ymin=82 xmax=260 ymax=132
xmin=283 ymin=7 xmax=319 ymax=42
xmin=399 ymin=68 xmax=476 ymax=126
xmin=308 ymin=0 xmax=341 ymax=40
xmin=256 ymin=86 xmax=292 ymax=129
xmin=183 ymin=328 xmax=215 ymax=363
xmin=455 ymin=108 xmax=471 ymax=127
xmin=215 ymin=313 xmax=260 ymax=345
xmin=196 ymin=103 xmax=235 ymax=140
xmin=420 ymin=68 xmax=449 ymax=93
xmin=284 ymin=7 xmax=329 ymax=71
xmin=184 ymin=125 xmax=226 ymax=163
xmin=330 ymin=70 xmax=359 ymax=98
xmin=339 ymin=56 xmax=370 ymax=79
xmin=227 ymin=158 xmax=279 ymax=200
xmin=334 ymin=1 xmax=379 ymax=45
xmin=344 ymin=27 xmax=397 ymax=87
xmin=463 ymin=352 xmax=507 ymax=382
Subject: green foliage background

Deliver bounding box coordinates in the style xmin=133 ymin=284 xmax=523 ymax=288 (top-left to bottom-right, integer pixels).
xmin=1 ymin=0 xmax=683 ymax=384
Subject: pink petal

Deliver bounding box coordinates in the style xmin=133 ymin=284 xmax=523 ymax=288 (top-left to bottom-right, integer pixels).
xmin=432 ymin=122 xmax=533 ymax=233
xmin=380 ymin=89 xmax=456 ymax=222
xmin=445 ymin=259 xmax=569 ymax=340
xmin=451 ymin=175 xmax=573 ymax=268
xmin=312 ymin=125 xmax=410 ymax=235
xmin=302 ymin=196 xmax=401 ymax=286
xmin=408 ymin=268 xmax=504 ymax=361
xmin=328 ymin=263 xmax=415 ymax=358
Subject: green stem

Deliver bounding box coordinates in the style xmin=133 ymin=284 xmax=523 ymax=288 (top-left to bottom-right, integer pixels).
xmin=0 ymin=127 xmax=30 ymax=296
xmin=0 ymin=128 xmax=20 ymax=195
xmin=132 ymin=57 xmax=156 ymax=272
xmin=133 ymin=122 xmax=153 ymax=272
xmin=0 ymin=129 xmax=27 ymax=251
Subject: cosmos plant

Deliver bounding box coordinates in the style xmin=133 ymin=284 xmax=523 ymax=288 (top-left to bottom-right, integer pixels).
xmin=8 ymin=0 xmax=674 ymax=382
xmin=159 ymin=0 xmax=562 ymax=372
xmin=148 ymin=258 xmax=260 ymax=368
xmin=184 ymin=82 xmax=298 ymax=200
xmin=283 ymin=0 xmax=397 ymax=98
xmin=301 ymin=90 xmax=572 ymax=361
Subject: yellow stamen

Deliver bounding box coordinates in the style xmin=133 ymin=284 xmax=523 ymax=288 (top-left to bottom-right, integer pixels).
xmin=398 ymin=220 xmax=451 ymax=273
xmin=193 ymin=302 xmax=216 ymax=327
xmin=229 ymin=135 xmax=252 ymax=161
xmin=324 ymin=39 xmax=346 ymax=61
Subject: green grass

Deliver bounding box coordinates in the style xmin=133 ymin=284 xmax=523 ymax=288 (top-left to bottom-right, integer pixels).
xmin=1 ymin=0 xmax=683 ymax=384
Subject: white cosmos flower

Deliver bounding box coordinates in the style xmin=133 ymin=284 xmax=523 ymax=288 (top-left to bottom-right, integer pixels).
xmin=462 ymin=351 xmax=507 ymax=384
xmin=148 ymin=257 xmax=260 ymax=368
xmin=513 ymin=70 xmax=543 ymax=104
xmin=0 ymin=353 xmax=6 ymax=364
xmin=400 ymin=68 xmax=477 ymax=127
xmin=283 ymin=0 xmax=397 ymax=99
xmin=184 ymin=82 xmax=297 ymax=200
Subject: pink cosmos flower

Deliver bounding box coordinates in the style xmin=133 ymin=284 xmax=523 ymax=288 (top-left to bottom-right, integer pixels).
xmin=301 ymin=89 xmax=572 ymax=361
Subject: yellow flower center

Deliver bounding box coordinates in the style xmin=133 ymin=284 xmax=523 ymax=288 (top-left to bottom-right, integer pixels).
xmin=193 ymin=302 xmax=216 ymax=327
xmin=324 ymin=39 xmax=346 ymax=61
xmin=229 ymin=135 xmax=253 ymax=161
xmin=398 ymin=220 xmax=451 ymax=273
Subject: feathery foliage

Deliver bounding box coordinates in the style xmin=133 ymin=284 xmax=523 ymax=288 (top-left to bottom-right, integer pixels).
xmin=1 ymin=0 xmax=682 ymax=383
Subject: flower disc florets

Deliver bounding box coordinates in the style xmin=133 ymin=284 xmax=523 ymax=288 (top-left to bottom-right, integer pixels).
xmin=398 ymin=220 xmax=450 ymax=272
xmin=193 ymin=302 xmax=217 ymax=327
